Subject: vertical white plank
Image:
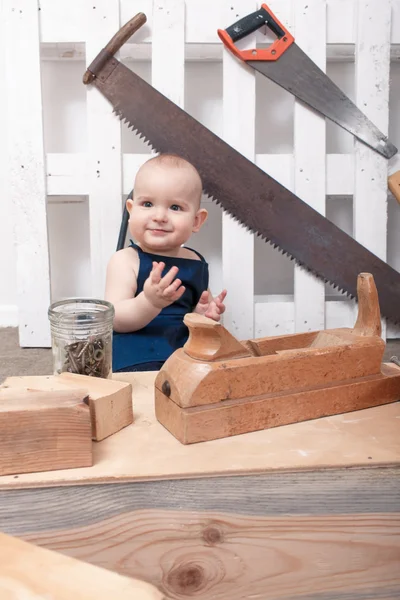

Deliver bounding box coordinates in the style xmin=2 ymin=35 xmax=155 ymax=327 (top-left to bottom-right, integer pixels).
xmin=293 ymin=0 xmax=327 ymax=333
xmin=221 ymin=1 xmax=256 ymax=339
xmin=152 ymin=0 xmax=185 ymax=106
xmin=4 ymin=0 xmax=51 ymax=346
xmin=85 ymin=0 xmax=122 ymax=298
xmin=354 ymin=0 xmax=391 ymax=338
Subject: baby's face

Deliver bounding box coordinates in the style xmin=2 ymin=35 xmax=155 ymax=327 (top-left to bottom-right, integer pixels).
xmin=127 ymin=163 xmax=205 ymax=254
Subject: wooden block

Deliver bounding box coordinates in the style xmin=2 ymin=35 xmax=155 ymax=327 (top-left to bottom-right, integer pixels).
xmin=0 ymin=531 xmax=164 ymax=599
xmin=155 ymin=363 xmax=400 ymax=444
xmin=0 ymin=388 xmax=92 ymax=475
xmin=1 ymin=373 xmax=133 ymax=441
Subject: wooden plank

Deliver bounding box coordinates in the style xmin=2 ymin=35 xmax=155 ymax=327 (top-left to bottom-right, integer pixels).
xmin=0 ymin=371 xmax=398 ymax=488
xmin=0 ymin=388 xmax=92 ymax=476
xmin=2 ymin=374 xmax=133 ymax=442
xmin=0 ymin=469 xmax=399 ymax=599
xmin=255 ymin=299 xmax=295 ymax=336
xmin=353 ymin=0 xmax=392 ymax=339
xmin=122 ymin=0 xmax=400 ymax=44
xmin=85 ymin=0 xmax=123 ymax=298
xmin=46 ymin=153 xmax=88 ymax=196
xmin=255 ymin=299 xmax=400 ymax=338
xmin=151 ymin=0 xmax=185 ymax=107
xmin=4 ymin=0 xmax=51 ymax=347
xmin=221 ymin=0 xmax=256 ymax=339
xmin=39 ymin=0 xmax=88 ymax=42
xmin=45 ymin=152 xmax=355 ymax=197
xmin=39 ymin=41 xmax=400 ymax=62
xmin=0 ymin=531 xmax=163 ymax=599
xmin=0 ymin=1 xmax=18 ymax=330
xmin=155 ymin=364 xmax=400 ymax=444
xmin=293 ymin=0 xmax=327 ymax=333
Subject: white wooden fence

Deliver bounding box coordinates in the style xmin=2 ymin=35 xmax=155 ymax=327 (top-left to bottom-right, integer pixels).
xmin=2 ymin=0 xmax=400 ymax=347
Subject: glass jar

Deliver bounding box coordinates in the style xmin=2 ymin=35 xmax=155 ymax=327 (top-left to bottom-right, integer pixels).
xmin=48 ymin=298 xmax=115 ymax=379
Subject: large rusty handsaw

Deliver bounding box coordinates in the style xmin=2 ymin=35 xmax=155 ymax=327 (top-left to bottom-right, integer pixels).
xmin=83 ymin=13 xmax=400 ymax=326
xmin=218 ymin=3 xmax=397 ymax=159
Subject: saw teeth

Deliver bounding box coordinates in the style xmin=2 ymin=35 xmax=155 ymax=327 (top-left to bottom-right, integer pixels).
xmin=113 ymin=123 xmax=397 ymax=321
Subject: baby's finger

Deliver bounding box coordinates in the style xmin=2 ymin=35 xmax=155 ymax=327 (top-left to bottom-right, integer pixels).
xmin=217 ymin=289 xmax=227 ymax=302
xmin=160 ymin=265 xmax=179 ymax=289
xmin=198 ymin=290 xmax=209 ymax=304
xmin=163 ymin=278 xmax=183 ymax=297
xmin=168 ymin=284 xmax=186 ymax=302
xmin=150 ymin=261 xmax=164 ymax=283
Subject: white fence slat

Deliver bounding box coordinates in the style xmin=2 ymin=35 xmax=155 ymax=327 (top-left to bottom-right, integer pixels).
xmin=256 ymin=155 xmax=293 ymax=190
xmin=293 ymin=0 xmax=327 ymax=333
xmin=326 ymin=0 xmax=354 ymax=44
xmin=46 ymin=154 xmax=88 ymax=196
xmin=354 ymin=0 xmax=391 ymax=338
xmin=255 ymin=300 xmax=295 ymax=337
xmin=85 ymin=0 xmax=122 ymax=298
xmin=46 ymin=152 xmax=357 ymax=197
xmin=121 ymin=0 xmax=400 ymax=45
xmin=120 ymin=0 xmax=152 ymax=41
xmin=39 ymin=0 xmax=87 ymax=42
xmin=221 ymin=1 xmax=256 ymax=339
xmin=4 ymin=0 xmax=51 ymax=347
xmin=255 ymin=298 xmax=400 ymax=337
xmin=151 ymin=0 xmax=185 ymax=106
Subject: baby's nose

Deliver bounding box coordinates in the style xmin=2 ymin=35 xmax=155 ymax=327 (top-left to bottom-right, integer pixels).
xmin=153 ymin=207 xmax=168 ymax=221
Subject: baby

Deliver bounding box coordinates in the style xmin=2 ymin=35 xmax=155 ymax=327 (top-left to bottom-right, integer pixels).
xmin=105 ymin=153 xmax=227 ymax=372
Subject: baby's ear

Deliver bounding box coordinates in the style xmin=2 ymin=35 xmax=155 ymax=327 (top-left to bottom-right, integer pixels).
xmin=126 ymin=194 xmax=134 ymax=213
xmin=192 ymin=208 xmax=208 ymax=232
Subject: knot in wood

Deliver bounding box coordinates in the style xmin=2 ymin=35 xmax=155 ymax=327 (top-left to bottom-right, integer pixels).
xmin=202 ymin=525 xmax=223 ymax=545
xmin=167 ymin=563 xmax=205 ymax=594
xmin=162 ymin=380 xmax=171 ymax=397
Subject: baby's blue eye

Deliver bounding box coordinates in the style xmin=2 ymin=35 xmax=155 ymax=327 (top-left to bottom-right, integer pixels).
xmin=142 ymin=201 xmax=152 ymax=208
xmin=170 ymin=204 xmax=182 ymax=211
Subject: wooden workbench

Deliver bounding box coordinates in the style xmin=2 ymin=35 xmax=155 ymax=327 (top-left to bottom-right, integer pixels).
xmin=0 ymin=371 xmax=399 ymax=599
xmin=0 ymin=531 xmax=163 ymax=599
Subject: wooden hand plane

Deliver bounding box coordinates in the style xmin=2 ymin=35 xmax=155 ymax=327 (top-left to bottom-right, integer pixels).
xmin=155 ymin=273 xmax=400 ymax=444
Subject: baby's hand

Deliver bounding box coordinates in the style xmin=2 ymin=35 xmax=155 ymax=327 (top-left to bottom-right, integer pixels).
xmin=143 ymin=261 xmax=185 ymax=309
xmin=195 ymin=289 xmax=227 ymax=321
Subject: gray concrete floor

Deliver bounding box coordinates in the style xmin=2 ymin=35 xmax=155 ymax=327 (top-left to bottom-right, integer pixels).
xmin=1 ymin=326 xmax=400 ymax=383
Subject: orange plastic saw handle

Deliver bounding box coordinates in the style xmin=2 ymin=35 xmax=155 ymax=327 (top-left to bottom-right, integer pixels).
xmin=217 ymin=3 xmax=294 ymax=62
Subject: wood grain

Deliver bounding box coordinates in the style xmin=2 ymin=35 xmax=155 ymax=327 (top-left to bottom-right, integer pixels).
xmin=183 ymin=313 xmax=252 ymax=361
xmin=155 ymin=363 xmax=400 ymax=444
xmin=0 ymin=531 xmax=164 ymax=599
xmin=0 ymin=371 xmax=399 ymax=488
xmin=155 ymin=333 xmax=385 ymax=409
xmin=2 ymin=373 xmax=134 ymax=441
xmin=0 ymin=468 xmax=399 ymax=599
xmin=14 ymin=509 xmax=400 ymax=600
xmin=0 ymin=388 xmax=92 ymax=476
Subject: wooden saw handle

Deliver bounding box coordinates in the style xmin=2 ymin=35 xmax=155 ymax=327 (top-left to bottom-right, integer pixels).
xmin=388 ymin=170 xmax=400 ymax=204
xmin=83 ymin=12 xmax=147 ymax=84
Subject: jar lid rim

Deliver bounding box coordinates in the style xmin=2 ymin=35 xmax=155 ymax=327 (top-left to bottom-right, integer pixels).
xmin=48 ymin=298 xmax=114 ymax=320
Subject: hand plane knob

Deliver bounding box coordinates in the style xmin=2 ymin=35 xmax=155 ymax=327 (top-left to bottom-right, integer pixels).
xmin=182 ymin=313 xmax=252 ymax=362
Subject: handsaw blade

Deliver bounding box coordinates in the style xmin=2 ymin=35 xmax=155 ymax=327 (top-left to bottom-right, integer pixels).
xmin=247 ymin=43 xmax=397 ymax=159
xmin=89 ymin=59 xmax=400 ymax=326
xmin=217 ymin=3 xmax=397 ymax=160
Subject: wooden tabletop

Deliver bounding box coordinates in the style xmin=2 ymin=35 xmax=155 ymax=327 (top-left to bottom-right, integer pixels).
xmin=0 ymin=531 xmax=163 ymax=599
xmin=0 ymin=371 xmax=399 ymax=489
